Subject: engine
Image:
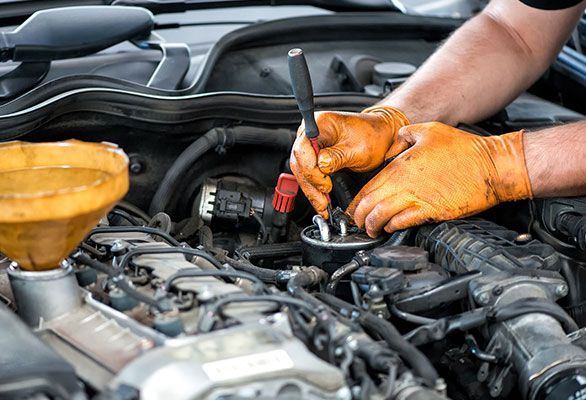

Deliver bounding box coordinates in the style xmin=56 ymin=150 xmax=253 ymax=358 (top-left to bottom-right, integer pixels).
xmin=2 ymin=152 xmax=586 ymax=400
xmin=0 ymin=8 xmax=584 ymax=398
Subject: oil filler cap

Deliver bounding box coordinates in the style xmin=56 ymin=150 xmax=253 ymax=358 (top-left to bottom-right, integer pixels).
xmin=272 ymin=173 xmax=299 ymax=213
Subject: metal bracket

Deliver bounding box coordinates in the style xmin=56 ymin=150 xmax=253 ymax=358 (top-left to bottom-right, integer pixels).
xmin=134 ymin=32 xmax=191 ymax=90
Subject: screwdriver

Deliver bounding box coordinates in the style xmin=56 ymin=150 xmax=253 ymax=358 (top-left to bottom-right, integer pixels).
xmin=287 ymin=47 xmax=333 ymax=220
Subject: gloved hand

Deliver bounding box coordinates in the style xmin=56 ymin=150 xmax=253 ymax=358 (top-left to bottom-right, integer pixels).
xmin=289 ymin=105 xmax=410 ymax=218
xmin=347 ymin=122 xmax=533 ymax=237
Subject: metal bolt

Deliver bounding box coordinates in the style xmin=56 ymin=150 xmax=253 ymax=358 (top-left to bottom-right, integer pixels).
xmin=346 ymin=337 xmax=358 ymax=350
xmin=130 ymin=162 xmax=142 ymax=174
xmin=197 ymin=289 xmax=215 ymax=302
xmin=476 ymin=292 xmax=490 ymax=305
xmin=260 ymin=67 xmax=271 ymax=78
xmin=514 ymin=233 xmax=532 ymax=243
xmin=435 ymin=378 xmax=447 ymax=394
xmin=336 ymin=387 xmax=352 ymax=400
xmin=111 ymin=240 xmax=125 ymax=251
xmin=555 ymin=284 xmax=568 ymax=297
xmin=492 ymin=286 xmax=503 ymax=296
xmin=128 ymin=155 xmax=145 ymax=174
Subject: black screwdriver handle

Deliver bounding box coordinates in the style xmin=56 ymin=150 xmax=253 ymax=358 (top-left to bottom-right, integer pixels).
xmin=288 ymin=48 xmax=320 ymax=139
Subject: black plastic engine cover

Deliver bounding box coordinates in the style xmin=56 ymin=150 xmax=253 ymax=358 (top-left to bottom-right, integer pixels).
xmin=0 ymin=302 xmax=79 ymax=399
xmin=416 ymin=219 xmax=560 ymax=275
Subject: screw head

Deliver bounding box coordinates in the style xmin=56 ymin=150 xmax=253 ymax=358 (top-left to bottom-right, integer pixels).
xmin=476 ymin=292 xmax=490 ymax=305
xmin=555 ymin=284 xmax=568 ymax=297
xmin=492 ymin=286 xmax=504 ymax=296
xmin=130 ymin=162 xmax=142 ymax=174
xmin=128 ymin=154 xmax=145 ymax=175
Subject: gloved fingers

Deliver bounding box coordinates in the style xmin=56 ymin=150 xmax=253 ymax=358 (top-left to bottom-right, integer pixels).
xmin=291 ymin=133 xmax=333 ymax=193
xmin=317 ymin=145 xmax=355 ymax=175
xmin=384 ymin=206 xmax=429 ymax=233
xmin=384 ymin=124 xmax=424 ymax=159
xmin=363 ymin=198 xmax=412 ymax=238
xmin=313 ymin=111 xmax=343 ymax=147
xmin=289 ymin=155 xmax=330 ymax=219
xmin=347 ymin=172 xmax=398 ymax=230
xmin=314 ymin=112 xmax=361 ymax=174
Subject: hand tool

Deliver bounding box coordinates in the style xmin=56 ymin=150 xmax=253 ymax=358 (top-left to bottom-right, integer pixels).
xmin=287 ymin=47 xmax=333 ymax=219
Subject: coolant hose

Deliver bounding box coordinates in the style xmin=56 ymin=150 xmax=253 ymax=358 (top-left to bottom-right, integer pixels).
xmin=149 ymin=126 xmax=294 ymax=215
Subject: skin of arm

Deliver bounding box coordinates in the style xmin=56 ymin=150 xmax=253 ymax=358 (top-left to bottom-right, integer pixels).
xmin=378 ymin=0 xmax=586 ymax=204
xmin=290 ymin=0 xmax=585 ymax=222
xmin=382 ymin=0 xmax=585 ymax=125
xmin=525 ymin=122 xmax=586 ymax=197
xmin=343 ymin=0 xmax=586 ymax=234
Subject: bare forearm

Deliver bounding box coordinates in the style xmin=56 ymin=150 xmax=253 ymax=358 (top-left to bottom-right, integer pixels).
xmin=380 ymin=1 xmax=583 ymax=125
xmin=525 ymin=122 xmax=586 ymax=197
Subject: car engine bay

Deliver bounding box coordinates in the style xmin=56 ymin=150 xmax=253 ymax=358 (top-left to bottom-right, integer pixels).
xmin=0 ymin=4 xmax=585 ymax=400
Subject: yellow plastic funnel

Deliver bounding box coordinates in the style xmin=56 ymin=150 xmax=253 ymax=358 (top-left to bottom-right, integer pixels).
xmin=0 ymin=140 xmax=129 ymax=271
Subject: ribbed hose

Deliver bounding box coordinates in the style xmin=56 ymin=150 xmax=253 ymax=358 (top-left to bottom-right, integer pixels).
xmin=149 ymin=126 xmax=294 ymax=215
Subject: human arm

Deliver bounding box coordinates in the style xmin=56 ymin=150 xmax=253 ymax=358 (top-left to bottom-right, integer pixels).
xmin=383 ymin=0 xmax=585 ymax=124
xmin=290 ymin=0 xmax=585 ymax=217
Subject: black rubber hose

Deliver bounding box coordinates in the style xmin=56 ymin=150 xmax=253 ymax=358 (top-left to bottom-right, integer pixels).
xmin=287 ymin=267 xmax=328 ymax=310
xmin=198 ymin=294 xmax=319 ymax=333
xmin=360 ymin=312 xmax=439 ymax=387
xmin=72 ymin=252 xmax=169 ymax=312
xmin=88 ymin=226 xmax=181 ymax=246
xmin=215 ymin=253 xmax=292 ymax=284
xmin=117 ymin=247 xmax=225 ymax=271
xmin=316 ymin=293 xmax=439 ymax=387
xmin=490 ymin=297 xmax=579 ymax=333
xmin=149 ymin=126 xmax=294 ymax=215
xmin=163 ymin=268 xmax=266 ymax=292
xmin=326 ymin=260 xmax=360 ymax=294
xmin=558 ymin=213 xmax=586 ymax=251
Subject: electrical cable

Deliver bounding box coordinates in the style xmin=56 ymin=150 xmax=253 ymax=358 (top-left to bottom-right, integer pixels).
xmin=250 ymin=210 xmax=268 ymax=245
xmin=315 ymin=292 xmax=439 ymax=388
xmin=79 ymin=242 xmax=107 ymax=258
xmin=87 ymin=226 xmax=180 ymax=246
xmin=215 ymin=252 xmax=292 ymax=284
xmin=163 ymin=267 xmax=266 ymax=293
xmin=108 ymin=208 xmax=143 ymax=226
xmin=116 ymin=200 xmax=151 ymax=221
xmin=390 ymin=304 xmax=437 ymax=325
xmin=404 ymin=297 xmax=579 ymax=346
xmin=72 ymin=251 xmax=170 ymax=312
xmin=117 ymin=246 xmax=224 ymax=271
xmin=197 ymin=294 xmax=320 ymax=333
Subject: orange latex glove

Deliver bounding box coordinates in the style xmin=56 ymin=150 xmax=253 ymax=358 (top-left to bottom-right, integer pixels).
xmin=289 ymin=105 xmax=410 ymax=218
xmin=347 ymin=122 xmax=533 ymax=237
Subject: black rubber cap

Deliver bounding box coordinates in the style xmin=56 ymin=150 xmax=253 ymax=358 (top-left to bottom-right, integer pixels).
xmin=370 ymin=245 xmax=428 ymax=271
